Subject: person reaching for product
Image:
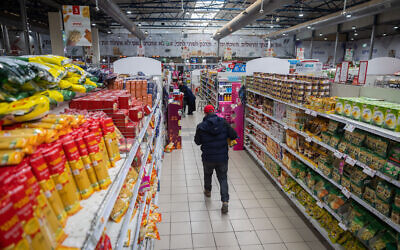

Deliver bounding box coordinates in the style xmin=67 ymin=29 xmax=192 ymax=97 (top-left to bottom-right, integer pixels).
xmin=179 ymin=83 xmax=196 ymax=115
xmin=194 ymin=105 xmax=238 ymax=213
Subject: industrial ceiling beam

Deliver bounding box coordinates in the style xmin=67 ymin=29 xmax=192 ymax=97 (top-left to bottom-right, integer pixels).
xmin=94 ymin=0 xmax=146 ymax=40
xmin=213 ymin=0 xmax=292 ymax=40
xmin=264 ymin=0 xmax=400 ymax=39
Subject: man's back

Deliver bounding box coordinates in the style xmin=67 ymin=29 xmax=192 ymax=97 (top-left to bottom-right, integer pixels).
xmin=194 ymin=114 xmax=236 ymax=163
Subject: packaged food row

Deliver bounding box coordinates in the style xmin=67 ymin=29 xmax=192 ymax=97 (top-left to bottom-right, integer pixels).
xmin=249 ymin=73 xmax=330 ymax=104
xmin=246 ymin=143 xmax=367 ymax=249
xmin=335 ymin=96 xmax=400 ymax=132
xmin=0 ymin=113 xmax=120 ymax=249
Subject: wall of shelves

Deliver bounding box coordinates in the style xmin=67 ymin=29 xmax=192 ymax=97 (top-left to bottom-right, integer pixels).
xmin=244 ymin=84 xmax=400 ymax=249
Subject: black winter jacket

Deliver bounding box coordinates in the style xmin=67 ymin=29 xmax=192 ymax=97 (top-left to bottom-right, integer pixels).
xmin=194 ymin=114 xmax=238 ymax=163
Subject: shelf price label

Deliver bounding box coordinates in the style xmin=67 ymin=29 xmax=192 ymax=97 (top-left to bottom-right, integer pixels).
xmin=305 ymin=136 xmax=312 ymax=143
xmin=305 ymin=110 xmax=311 ymax=115
xmin=345 ymin=157 xmax=356 ymax=166
xmin=363 ymin=166 xmax=376 ymax=177
xmin=283 ymin=125 xmax=288 ymax=130
xmin=341 ymin=187 xmax=351 ymax=198
xmin=316 ymin=201 xmax=324 ymax=208
xmin=310 ymin=111 xmax=317 ymax=117
xmin=334 ymin=150 xmax=343 ymax=159
xmin=344 ymin=124 xmax=355 ymax=133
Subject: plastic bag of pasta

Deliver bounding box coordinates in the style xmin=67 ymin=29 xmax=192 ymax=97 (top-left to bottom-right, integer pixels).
xmin=35 ymin=90 xmax=64 ymax=103
xmin=0 ymin=95 xmax=50 ymax=125
xmin=26 ymin=55 xmax=71 ymax=67
xmin=29 ymin=62 xmax=66 ymax=83
xmin=0 ymin=57 xmax=36 ymax=85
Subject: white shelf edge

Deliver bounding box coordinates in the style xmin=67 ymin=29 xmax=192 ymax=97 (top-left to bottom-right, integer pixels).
xmin=82 ymin=93 xmax=162 ymax=250
xmin=247 ymin=101 xmax=400 ymax=188
xmin=247 ymin=88 xmax=400 ymax=142
xmin=245 ymin=117 xmax=400 ymax=233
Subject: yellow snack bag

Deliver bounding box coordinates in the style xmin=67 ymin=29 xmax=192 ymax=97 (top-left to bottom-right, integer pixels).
xmin=0 ymin=149 xmax=25 ymax=165
xmin=36 ymin=90 xmax=64 ymax=103
xmin=1 ymin=95 xmax=50 ymax=125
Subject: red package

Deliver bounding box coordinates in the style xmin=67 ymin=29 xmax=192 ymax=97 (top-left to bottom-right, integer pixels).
xmin=62 ymin=136 xmax=80 ymax=162
xmin=143 ymin=105 xmax=152 ymax=116
xmin=29 ymin=152 xmax=51 ymax=181
xmin=129 ymin=106 xmax=143 ymax=122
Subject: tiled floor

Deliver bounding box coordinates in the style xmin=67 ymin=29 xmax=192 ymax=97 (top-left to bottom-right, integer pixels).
xmin=156 ymin=112 xmax=328 ymax=250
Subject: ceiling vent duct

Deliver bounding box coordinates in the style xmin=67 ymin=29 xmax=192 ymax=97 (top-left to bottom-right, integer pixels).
xmin=95 ymin=0 xmax=146 ymax=40
xmin=264 ymin=0 xmax=400 ymax=39
xmin=213 ymin=0 xmax=292 ymax=40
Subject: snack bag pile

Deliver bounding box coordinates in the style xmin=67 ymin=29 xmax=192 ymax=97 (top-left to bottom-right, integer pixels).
xmin=0 ymin=55 xmax=101 ymax=125
xmin=0 ymin=113 xmax=120 ymax=248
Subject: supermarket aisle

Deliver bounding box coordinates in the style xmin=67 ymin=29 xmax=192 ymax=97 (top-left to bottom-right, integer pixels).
xmin=155 ymin=112 xmax=328 ymax=250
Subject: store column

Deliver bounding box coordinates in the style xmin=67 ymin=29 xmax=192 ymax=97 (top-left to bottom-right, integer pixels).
xmin=92 ymin=27 xmax=100 ymax=64
xmin=48 ymin=12 xmax=64 ymax=56
xmin=309 ymin=31 xmax=314 ymax=59
xmin=217 ymin=40 xmax=220 ymax=60
xmin=19 ymin=0 xmax=31 ymax=54
xmin=333 ymin=25 xmax=340 ymax=65
xmin=0 ymin=24 xmax=11 ymax=55
xmin=368 ymin=15 xmax=377 ymax=60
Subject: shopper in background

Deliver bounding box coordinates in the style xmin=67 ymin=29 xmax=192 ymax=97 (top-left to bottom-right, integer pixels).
xmin=179 ymin=82 xmax=196 ymax=115
xmin=194 ymin=105 xmax=238 ymax=213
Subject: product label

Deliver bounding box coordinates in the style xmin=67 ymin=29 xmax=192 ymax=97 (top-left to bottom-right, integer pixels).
xmin=345 ymin=157 xmax=356 ymax=166
xmin=344 ymin=124 xmax=355 ymax=133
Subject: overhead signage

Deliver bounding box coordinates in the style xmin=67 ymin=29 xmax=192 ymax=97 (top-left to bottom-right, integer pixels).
xmin=62 ymin=5 xmax=92 ymax=46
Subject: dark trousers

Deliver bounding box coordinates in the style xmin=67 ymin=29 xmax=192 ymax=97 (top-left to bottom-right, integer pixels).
xmin=203 ymin=161 xmax=229 ymax=202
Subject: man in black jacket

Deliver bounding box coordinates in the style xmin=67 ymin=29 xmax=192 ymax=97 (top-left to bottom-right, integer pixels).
xmin=194 ymin=105 xmax=238 ymax=213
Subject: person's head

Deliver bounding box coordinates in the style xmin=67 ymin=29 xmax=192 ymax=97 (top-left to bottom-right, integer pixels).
xmin=204 ymin=105 xmax=215 ymax=116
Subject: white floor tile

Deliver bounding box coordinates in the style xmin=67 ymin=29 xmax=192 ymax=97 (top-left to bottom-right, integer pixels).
xmin=156 ymin=113 xmax=327 ymax=249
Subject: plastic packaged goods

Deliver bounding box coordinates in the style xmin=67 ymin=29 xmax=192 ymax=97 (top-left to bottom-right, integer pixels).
xmin=84 ymin=132 xmax=111 ymax=189
xmin=29 ymin=152 xmax=68 ymax=226
xmin=1 ymin=95 xmax=50 ymax=125
xmin=42 ymin=144 xmax=81 ymax=214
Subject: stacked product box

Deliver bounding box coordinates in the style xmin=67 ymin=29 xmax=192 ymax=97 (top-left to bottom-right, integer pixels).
xmin=69 ymin=90 xmax=153 ymax=139
xmin=167 ymin=102 xmax=182 ymax=149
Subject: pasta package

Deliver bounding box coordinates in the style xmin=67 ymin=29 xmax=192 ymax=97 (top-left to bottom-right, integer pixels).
xmin=1 ymin=95 xmax=50 ymax=125
xmin=84 ymin=133 xmax=111 ymax=189
xmin=43 ymin=146 xmax=81 ymax=215
xmin=29 ymin=152 xmax=67 ymax=225
xmin=69 ymin=159 xmax=94 ymax=200
xmin=0 ymin=149 xmax=25 ymax=166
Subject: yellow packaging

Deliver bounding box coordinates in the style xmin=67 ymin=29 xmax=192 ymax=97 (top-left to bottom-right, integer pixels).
xmin=39 ymin=179 xmax=67 ymax=226
xmin=68 ymin=159 xmax=94 ymax=199
xmin=0 ymin=149 xmax=25 ymax=166
xmin=88 ymin=151 xmax=111 ymax=189
xmin=81 ymin=155 xmax=100 ymax=191
xmin=99 ymin=137 xmax=112 ymax=168
xmin=1 ymin=95 xmax=50 ymax=125
xmin=104 ymin=133 xmax=121 ymax=166
xmin=51 ymin=167 xmax=81 ymax=215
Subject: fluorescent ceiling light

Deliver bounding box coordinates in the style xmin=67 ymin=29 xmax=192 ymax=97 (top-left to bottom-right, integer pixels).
xmin=126 ymin=10 xmax=132 ymax=14
xmin=382 ymin=33 xmax=387 ymax=36
xmin=394 ymin=26 xmax=399 ymax=29
xmin=352 ymin=26 xmax=356 ymax=29
xmin=354 ymin=33 xmax=358 ymax=36
xmin=298 ymin=13 xmax=304 ymax=17
xmin=324 ymin=37 xmax=327 ymax=40
xmin=346 ymin=13 xmax=352 ymax=18
xmin=307 ymin=26 xmax=311 ymax=29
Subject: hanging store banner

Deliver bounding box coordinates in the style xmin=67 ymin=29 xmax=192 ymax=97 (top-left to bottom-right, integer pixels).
xmin=340 ymin=61 xmax=350 ymax=83
xmin=358 ymin=61 xmax=368 ymax=85
xmin=296 ymin=48 xmax=305 ymax=60
xmin=224 ymin=48 xmax=232 ymax=60
xmin=62 ymin=5 xmax=92 ymax=46
xmin=344 ymin=48 xmax=353 ymax=62
xmin=137 ymin=45 xmax=145 ymax=57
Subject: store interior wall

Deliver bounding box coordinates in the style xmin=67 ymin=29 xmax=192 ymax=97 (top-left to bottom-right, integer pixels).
xmin=3 ymin=28 xmax=400 ymax=63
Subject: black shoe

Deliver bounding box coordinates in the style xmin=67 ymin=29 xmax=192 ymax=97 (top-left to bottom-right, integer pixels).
xmin=221 ymin=202 xmax=228 ymax=214
xmin=204 ymin=190 xmax=211 ymax=197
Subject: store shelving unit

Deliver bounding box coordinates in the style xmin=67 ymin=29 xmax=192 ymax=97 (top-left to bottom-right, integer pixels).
xmin=62 ymin=83 xmax=164 ymax=250
xmin=244 ymin=78 xmax=400 ymax=248
xmin=244 ymin=145 xmax=343 ymax=250
xmin=247 ymin=88 xmax=400 ymax=143
xmin=200 ymin=70 xmax=218 ymax=107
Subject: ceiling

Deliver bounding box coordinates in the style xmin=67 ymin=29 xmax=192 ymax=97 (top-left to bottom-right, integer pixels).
xmin=0 ymin=0 xmax=396 ymax=39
